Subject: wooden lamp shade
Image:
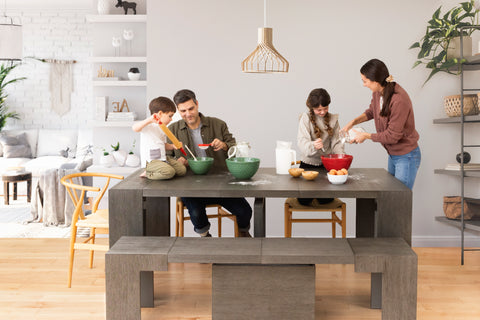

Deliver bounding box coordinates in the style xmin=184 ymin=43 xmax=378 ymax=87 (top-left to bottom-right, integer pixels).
xmin=242 ymin=27 xmax=289 ymax=73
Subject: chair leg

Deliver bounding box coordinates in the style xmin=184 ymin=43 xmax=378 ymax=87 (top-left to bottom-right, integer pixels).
xmin=284 ymin=203 xmax=291 ymax=238
xmin=218 ymin=212 xmax=222 ymax=237
xmin=89 ymin=227 xmax=95 ymax=268
xmin=175 ymin=202 xmax=180 ymax=237
xmin=341 ymin=203 xmax=346 ymax=238
xmin=331 ymin=212 xmax=336 ymax=238
xmin=67 ymin=226 xmax=77 ymax=288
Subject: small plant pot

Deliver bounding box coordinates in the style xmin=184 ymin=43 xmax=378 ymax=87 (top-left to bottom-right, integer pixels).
xmin=100 ymin=154 xmax=115 ymax=167
xmin=125 ymin=154 xmax=140 ymax=167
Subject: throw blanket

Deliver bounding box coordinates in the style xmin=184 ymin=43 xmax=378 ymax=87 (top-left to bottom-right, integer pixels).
xmin=50 ymin=62 xmax=73 ymax=116
xmin=29 ymin=168 xmax=81 ymax=226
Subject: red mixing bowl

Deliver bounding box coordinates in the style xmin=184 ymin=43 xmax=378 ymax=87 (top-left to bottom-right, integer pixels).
xmin=321 ymin=154 xmax=353 ymax=171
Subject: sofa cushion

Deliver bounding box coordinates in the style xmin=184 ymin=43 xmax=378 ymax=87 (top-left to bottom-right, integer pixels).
xmin=24 ymin=156 xmax=75 ymax=176
xmin=0 ymin=132 xmax=32 ymax=158
xmin=1 ymin=129 xmax=38 ymax=158
xmin=37 ymin=130 xmax=78 ymax=157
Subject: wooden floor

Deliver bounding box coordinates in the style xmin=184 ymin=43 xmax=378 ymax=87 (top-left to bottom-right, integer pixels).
xmin=1 ymin=239 xmax=479 ymax=319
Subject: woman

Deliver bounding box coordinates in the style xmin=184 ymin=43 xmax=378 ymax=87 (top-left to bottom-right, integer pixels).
xmin=342 ymin=58 xmax=421 ymax=189
xmin=297 ymin=88 xmax=344 ymax=205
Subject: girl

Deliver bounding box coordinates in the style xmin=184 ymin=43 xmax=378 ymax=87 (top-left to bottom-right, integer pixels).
xmin=297 ymin=88 xmax=344 ymax=205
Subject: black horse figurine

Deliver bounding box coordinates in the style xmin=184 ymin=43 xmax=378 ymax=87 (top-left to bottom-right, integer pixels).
xmin=115 ymin=0 xmax=137 ymax=15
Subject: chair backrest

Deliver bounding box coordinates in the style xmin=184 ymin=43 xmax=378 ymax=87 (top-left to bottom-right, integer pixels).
xmin=60 ymin=172 xmax=124 ymax=225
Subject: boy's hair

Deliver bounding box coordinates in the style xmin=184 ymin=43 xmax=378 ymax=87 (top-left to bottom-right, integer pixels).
xmin=149 ymin=96 xmax=176 ymax=115
xmin=173 ymin=89 xmax=197 ymax=106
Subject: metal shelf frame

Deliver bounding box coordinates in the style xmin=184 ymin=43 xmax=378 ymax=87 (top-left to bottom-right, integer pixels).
xmin=436 ymin=26 xmax=480 ymax=264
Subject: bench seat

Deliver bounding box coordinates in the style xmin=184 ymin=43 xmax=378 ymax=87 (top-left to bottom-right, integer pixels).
xmin=106 ymin=237 xmax=417 ymax=320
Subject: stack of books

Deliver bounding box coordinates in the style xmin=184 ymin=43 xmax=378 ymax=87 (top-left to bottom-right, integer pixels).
xmin=107 ymin=112 xmax=136 ymax=122
xmin=4 ymin=166 xmax=26 ymax=175
xmin=444 ymin=163 xmax=480 ymax=170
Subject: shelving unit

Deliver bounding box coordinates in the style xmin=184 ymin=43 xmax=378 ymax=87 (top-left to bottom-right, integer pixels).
xmin=87 ymin=7 xmax=147 ymax=172
xmin=433 ymin=26 xmax=480 ymax=264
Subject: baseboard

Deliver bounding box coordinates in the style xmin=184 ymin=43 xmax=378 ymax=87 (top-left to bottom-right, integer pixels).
xmin=413 ymin=236 xmax=480 ymax=247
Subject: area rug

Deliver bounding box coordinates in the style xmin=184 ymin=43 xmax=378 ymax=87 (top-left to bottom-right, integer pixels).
xmin=0 ymin=199 xmax=71 ymax=238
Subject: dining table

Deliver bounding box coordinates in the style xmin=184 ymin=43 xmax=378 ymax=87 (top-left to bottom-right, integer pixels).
xmin=109 ymin=167 xmax=412 ymax=309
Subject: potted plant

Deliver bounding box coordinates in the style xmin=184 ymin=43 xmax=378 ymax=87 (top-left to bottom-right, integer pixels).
xmin=410 ymin=0 xmax=479 ymax=84
xmin=125 ymin=139 xmax=140 ymax=167
xmin=100 ymin=147 xmax=115 ymax=167
xmin=0 ymin=63 xmax=25 ymax=131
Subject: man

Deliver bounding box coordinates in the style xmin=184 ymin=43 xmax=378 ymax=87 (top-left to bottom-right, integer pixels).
xmin=168 ymin=89 xmax=252 ymax=237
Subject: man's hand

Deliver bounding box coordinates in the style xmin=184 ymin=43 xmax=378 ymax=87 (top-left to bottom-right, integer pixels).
xmin=210 ymin=138 xmax=227 ymax=151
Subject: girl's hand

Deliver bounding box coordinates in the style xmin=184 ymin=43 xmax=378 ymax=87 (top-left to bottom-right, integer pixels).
xmin=313 ymin=138 xmax=324 ymax=150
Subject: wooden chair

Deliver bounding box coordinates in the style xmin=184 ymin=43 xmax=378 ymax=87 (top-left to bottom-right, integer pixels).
xmin=284 ymin=198 xmax=346 ymax=238
xmin=175 ymin=198 xmax=238 ymax=237
xmin=61 ymin=172 xmax=124 ymax=288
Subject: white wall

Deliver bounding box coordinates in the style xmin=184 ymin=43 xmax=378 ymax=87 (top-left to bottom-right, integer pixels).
xmin=148 ymin=0 xmax=480 ymax=246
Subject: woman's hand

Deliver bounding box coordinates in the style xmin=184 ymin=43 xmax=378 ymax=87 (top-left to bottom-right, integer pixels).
xmin=341 ymin=120 xmax=355 ymax=134
xmin=210 ymin=138 xmax=227 ymax=151
xmin=351 ymin=131 xmax=371 ymax=144
xmin=313 ymin=138 xmax=324 ymax=150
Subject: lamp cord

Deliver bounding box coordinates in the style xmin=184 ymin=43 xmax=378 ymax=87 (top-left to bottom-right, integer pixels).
xmin=264 ymin=0 xmax=267 ymax=27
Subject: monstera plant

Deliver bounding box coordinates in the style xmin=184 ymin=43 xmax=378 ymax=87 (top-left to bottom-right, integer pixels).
xmin=0 ymin=63 xmax=25 ymax=131
xmin=410 ymin=0 xmax=479 ymax=84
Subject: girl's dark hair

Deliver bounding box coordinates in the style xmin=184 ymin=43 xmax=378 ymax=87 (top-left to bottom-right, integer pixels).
xmin=306 ymin=88 xmax=333 ymax=137
xmin=360 ymin=58 xmax=396 ymax=117
xmin=149 ymin=96 xmax=176 ymax=115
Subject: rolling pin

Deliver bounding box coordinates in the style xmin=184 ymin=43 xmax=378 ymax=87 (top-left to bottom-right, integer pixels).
xmin=154 ymin=114 xmax=187 ymax=156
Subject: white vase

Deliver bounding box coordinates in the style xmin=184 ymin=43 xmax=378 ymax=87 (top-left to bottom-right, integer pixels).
xmin=100 ymin=154 xmax=115 ymax=167
xmin=125 ymin=154 xmax=140 ymax=167
xmin=97 ymin=0 xmax=111 ymax=15
xmin=112 ymin=149 xmax=128 ymax=167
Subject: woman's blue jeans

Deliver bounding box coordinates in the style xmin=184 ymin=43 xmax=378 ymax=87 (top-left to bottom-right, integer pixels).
xmin=387 ymin=146 xmax=421 ymax=190
xmin=181 ymin=197 xmax=252 ymax=234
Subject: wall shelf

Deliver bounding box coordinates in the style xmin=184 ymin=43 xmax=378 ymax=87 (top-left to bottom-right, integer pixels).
xmin=86 ymin=15 xmax=147 ymax=23
xmin=435 ymin=216 xmax=480 ymax=233
xmin=93 ymin=80 xmax=147 ymax=87
xmin=90 ymin=56 xmax=147 ymax=63
xmin=92 ymin=121 xmax=135 ymax=127
xmin=434 ymin=169 xmax=480 ymax=177
xmin=433 ymin=115 xmax=480 ymax=124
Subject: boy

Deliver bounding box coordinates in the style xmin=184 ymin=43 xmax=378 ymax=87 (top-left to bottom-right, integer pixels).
xmin=132 ymin=96 xmax=186 ymax=180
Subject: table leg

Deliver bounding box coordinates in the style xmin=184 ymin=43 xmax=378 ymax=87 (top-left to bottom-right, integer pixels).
xmin=253 ymin=197 xmax=265 ymax=237
xmin=27 ymin=179 xmax=32 ymax=203
xmin=3 ymin=182 xmax=8 ymax=205
xmin=375 ymin=191 xmax=412 ymax=246
xmin=13 ymin=182 xmax=17 ymax=200
xmin=109 ymin=188 xmax=144 ymax=248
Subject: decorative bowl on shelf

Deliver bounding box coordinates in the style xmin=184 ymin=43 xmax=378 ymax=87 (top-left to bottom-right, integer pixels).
xmin=301 ymin=171 xmax=319 ymax=181
xmin=188 ymin=157 xmax=213 ymax=175
xmin=288 ymin=167 xmax=304 ymax=177
xmin=321 ymin=154 xmax=353 ymax=171
xmin=225 ymin=157 xmax=260 ymax=179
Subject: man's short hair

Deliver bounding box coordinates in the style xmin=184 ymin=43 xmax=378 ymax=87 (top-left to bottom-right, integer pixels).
xmin=149 ymin=96 xmax=176 ymax=115
xmin=173 ymin=89 xmax=197 ymax=106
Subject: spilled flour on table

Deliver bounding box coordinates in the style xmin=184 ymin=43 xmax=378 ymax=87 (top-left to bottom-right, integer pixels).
xmin=228 ymin=179 xmax=272 ymax=186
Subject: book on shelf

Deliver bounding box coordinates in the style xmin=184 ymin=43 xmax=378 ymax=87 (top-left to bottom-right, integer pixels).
xmin=107 ymin=112 xmax=136 ymax=121
xmin=444 ymin=163 xmax=480 ymax=170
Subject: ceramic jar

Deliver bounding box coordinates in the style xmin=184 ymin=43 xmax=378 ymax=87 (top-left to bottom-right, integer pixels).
xmin=97 ymin=0 xmax=111 ymax=15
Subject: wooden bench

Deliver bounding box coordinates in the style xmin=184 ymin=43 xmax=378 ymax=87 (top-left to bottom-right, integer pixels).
xmin=106 ymin=237 xmax=417 ymax=320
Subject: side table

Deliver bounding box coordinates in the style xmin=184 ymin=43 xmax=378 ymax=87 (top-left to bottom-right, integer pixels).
xmin=2 ymin=171 xmax=32 ymax=205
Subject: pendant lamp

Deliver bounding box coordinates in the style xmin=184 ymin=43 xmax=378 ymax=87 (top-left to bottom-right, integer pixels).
xmin=242 ymin=0 xmax=289 ymax=73
xmin=0 ymin=0 xmax=23 ymax=62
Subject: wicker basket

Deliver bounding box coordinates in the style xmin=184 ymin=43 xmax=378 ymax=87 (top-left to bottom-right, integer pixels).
xmin=444 ymin=94 xmax=478 ymax=117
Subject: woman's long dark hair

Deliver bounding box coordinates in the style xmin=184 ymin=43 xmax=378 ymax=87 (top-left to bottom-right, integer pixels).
xmin=306 ymin=88 xmax=333 ymax=137
xmin=360 ymin=59 xmax=396 ymax=117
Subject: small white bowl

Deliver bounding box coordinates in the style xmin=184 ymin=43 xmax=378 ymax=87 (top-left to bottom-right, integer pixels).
xmin=327 ymin=173 xmax=348 ymax=185
xmin=128 ymin=72 xmax=141 ymax=81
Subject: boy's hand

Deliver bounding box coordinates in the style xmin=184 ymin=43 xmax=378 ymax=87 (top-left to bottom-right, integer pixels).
xmin=152 ymin=113 xmax=161 ymax=124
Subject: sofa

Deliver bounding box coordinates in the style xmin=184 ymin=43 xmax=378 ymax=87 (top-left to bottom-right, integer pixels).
xmin=0 ymin=128 xmax=93 ymax=195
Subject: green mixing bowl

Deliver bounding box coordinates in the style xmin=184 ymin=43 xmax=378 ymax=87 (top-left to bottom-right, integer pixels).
xmin=188 ymin=157 xmax=214 ymax=175
xmin=225 ymin=157 xmax=260 ymax=179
